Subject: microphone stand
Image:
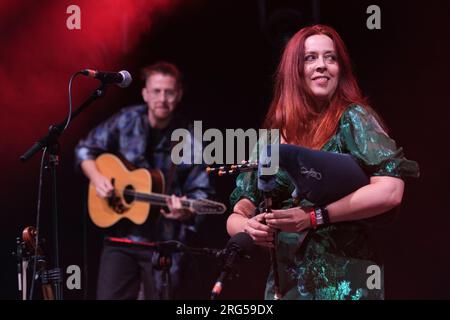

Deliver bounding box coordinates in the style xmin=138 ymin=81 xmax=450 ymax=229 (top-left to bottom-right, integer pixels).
xmin=210 ymin=249 xmax=240 ymax=300
xmin=20 ymin=82 xmax=107 ymax=162
xmin=20 ymin=82 xmax=108 ymax=300
xmin=105 ymin=237 xmax=221 ymax=300
xmin=259 ymin=192 xmax=282 ymax=300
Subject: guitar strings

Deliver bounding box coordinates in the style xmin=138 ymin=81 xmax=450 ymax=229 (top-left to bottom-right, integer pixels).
xmin=121 ymin=189 xmax=224 ymax=213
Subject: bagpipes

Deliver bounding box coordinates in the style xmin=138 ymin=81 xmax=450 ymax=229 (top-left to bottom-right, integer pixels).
xmin=207 ymin=143 xmax=370 ymax=299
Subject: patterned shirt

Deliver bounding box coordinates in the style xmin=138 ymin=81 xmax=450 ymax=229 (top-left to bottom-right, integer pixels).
xmin=75 ymin=104 xmax=214 ymax=242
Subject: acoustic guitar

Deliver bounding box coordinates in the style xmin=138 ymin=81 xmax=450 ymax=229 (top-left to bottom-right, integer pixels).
xmin=88 ymin=153 xmax=226 ymax=228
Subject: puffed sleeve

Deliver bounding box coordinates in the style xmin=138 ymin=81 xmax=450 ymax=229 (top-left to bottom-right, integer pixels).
xmin=229 ymin=169 xmax=295 ymax=209
xmin=339 ymin=105 xmax=419 ymax=179
xmin=229 ymin=171 xmax=261 ymax=208
xmin=230 ymin=130 xmax=295 ymax=208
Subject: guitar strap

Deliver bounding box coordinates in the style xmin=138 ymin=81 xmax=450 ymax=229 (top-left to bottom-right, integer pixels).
xmin=164 ymin=150 xmax=177 ymax=195
xmin=150 ymin=115 xmax=191 ymax=195
xmin=146 ymin=123 xmax=177 ymax=195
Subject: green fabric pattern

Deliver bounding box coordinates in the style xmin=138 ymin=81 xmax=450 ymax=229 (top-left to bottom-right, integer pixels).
xmin=229 ymin=104 xmax=419 ymax=300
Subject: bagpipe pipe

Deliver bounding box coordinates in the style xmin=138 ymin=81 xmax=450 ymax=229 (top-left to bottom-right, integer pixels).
xmin=207 ymin=143 xmax=370 ymax=299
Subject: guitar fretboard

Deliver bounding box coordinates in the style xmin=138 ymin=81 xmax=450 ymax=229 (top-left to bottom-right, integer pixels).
xmin=123 ymin=190 xmax=192 ymax=208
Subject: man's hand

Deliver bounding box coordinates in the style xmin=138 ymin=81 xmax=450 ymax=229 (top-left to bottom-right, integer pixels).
xmin=81 ymin=159 xmax=114 ymax=198
xmin=161 ymin=195 xmax=195 ymax=221
xmin=91 ymin=173 xmax=114 ymax=198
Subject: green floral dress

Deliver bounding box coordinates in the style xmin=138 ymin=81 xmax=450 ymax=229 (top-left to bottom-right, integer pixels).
xmin=229 ymin=105 xmax=420 ymax=300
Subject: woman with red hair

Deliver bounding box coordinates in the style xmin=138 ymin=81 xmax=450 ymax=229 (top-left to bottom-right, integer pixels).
xmin=227 ymin=25 xmax=419 ymax=300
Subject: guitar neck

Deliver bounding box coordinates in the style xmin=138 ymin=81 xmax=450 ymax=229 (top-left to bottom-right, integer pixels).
xmin=126 ymin=191 xmax=192 ymax=209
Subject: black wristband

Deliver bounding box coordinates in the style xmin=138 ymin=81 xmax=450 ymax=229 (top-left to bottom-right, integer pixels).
xmin=320 ymin=206 xmax=330 ymax=225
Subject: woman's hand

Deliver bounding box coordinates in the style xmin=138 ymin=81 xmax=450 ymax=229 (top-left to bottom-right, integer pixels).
xmin=265 ymin=207 xmax=311 ymax=232
xmin=243 ymin=213 xmax=276 ymax=248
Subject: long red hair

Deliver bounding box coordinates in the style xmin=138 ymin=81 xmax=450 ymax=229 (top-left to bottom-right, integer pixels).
xmin=264 ymin=24 xmax=379 ymax=149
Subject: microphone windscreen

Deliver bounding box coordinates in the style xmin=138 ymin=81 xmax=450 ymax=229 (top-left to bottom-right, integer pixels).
xmin=227 ymin=232 xmax=254 ymax=253
xmin=118 ymin=70 xmax=132 ymax=88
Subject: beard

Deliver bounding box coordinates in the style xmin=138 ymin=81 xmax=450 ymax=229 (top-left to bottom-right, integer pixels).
xmin=151 ymin=105 xmax=172 ymax=119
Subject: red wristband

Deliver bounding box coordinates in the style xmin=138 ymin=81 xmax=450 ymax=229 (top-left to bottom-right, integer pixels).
xmin=309 ymin=210 xmax=317 ymax=229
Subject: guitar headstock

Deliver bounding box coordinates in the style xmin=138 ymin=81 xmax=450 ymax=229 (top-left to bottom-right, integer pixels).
xmin=192 ymin=199 xmax=227 ymax=215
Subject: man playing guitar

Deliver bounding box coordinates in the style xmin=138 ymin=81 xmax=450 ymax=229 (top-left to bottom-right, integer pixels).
xmin=75 ymin=62 xmax=215 ymax=300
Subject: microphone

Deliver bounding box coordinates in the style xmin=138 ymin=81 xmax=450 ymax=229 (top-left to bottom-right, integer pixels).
xmin=210 ymin=232 xmax=254 ymax=300
xmin=81 ymin=69 xmax=132 ymax=88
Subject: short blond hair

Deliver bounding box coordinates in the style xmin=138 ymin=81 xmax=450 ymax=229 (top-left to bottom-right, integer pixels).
xmin=140 ymin=61 xmax=182 ymax=89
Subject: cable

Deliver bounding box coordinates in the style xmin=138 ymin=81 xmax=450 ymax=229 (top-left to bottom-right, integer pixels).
xmin=29 ymin=147 xmax=47 ymax=300
xmin=28 ymin=70 xmax=84 ymax=299
xmin=63 ymin=71 xmax=83 ymax=131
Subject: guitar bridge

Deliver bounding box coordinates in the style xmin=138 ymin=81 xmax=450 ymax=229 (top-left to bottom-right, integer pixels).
xmin=107 ymin=178 xmax=127 ymax=214
xmin=107 ymin=193 xmax=126 ymax=214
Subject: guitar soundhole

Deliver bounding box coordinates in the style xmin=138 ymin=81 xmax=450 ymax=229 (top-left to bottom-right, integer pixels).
xmin=123 ymin=185 xmax=135 ymax=204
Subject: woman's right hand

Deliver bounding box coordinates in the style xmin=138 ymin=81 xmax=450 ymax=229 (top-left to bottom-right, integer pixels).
xmin=243 ymin=213 xmax=275 ymax=248
xmin=90 ymin=173 xmax=114 ymax=198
